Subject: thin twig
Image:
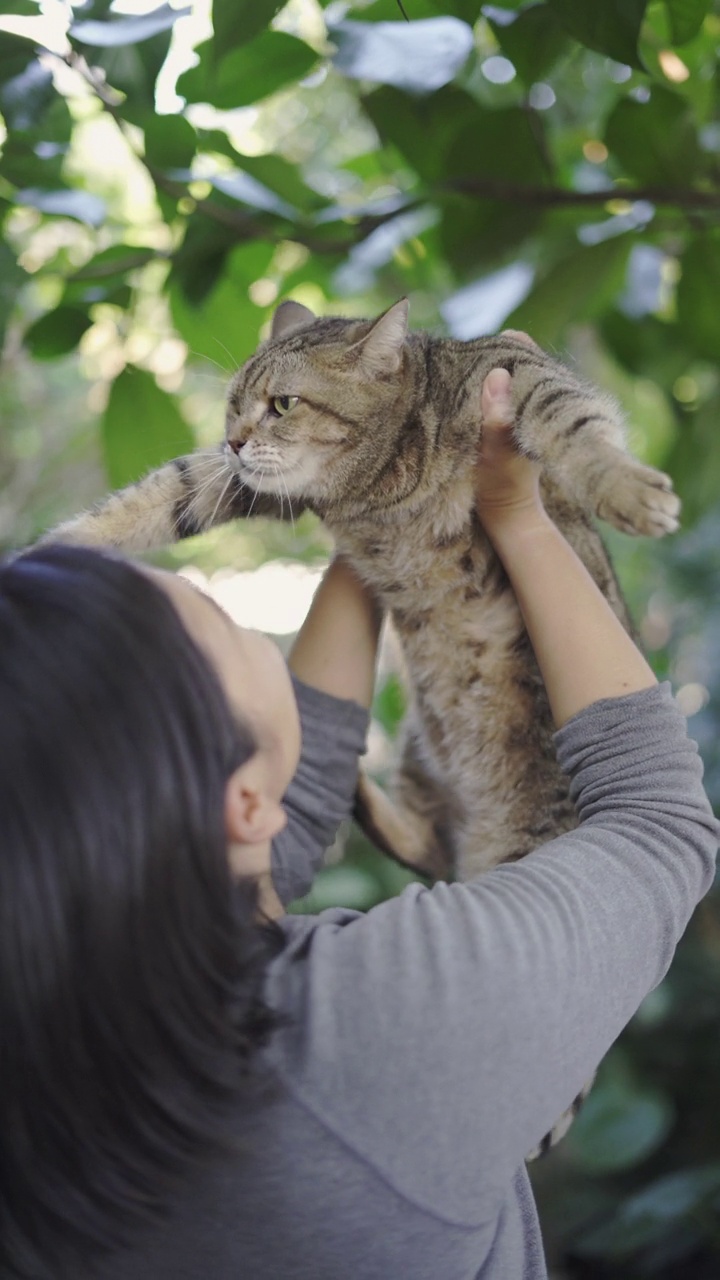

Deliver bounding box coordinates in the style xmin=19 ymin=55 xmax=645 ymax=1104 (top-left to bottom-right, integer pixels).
xmin=445 ymin=177 xmax=720 ymax=210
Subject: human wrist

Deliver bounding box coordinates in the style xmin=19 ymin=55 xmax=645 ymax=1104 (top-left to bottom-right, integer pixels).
xmin=477 ymin=499 xmax=553 ymax=554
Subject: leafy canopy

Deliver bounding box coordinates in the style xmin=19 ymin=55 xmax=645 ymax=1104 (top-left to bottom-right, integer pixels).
xmin=0 ymin=0 xmax=718 ymax=508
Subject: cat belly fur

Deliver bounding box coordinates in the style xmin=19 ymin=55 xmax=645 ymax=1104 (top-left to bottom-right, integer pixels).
xmin=332 ymin=491 xmax=581 ymax=881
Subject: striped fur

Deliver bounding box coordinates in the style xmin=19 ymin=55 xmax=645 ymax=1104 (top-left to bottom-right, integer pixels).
xmin=47 ymin=450 xmax=301 ymax=551
xmin=48 ymin=299 xmax=680 ymax=1158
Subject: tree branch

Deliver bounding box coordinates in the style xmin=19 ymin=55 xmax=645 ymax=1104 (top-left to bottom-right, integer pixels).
xmin=444 ymin=177 xmax=720 ymax=210
xmin=61 ymin=49 xmax=422 ymax=255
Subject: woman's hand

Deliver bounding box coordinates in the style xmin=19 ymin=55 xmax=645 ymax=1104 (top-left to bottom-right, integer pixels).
xmin=475 ymin=367 xmax=545 ymax=534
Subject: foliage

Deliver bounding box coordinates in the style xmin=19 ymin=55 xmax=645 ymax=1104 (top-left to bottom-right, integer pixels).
xmin=1 ymin=0 xmax=720 ymax=1274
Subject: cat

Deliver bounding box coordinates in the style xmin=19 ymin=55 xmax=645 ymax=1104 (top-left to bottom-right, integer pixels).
xmin=47 ymin=298 xmax=680 ymax=1156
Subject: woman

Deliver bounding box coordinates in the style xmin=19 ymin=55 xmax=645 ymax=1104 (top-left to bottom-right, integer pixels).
xmin=1 ymin=370 xmax=717 ymax=1279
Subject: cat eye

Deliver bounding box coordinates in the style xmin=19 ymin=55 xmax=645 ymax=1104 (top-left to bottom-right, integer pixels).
xmin=271 ymin=395 xmax=299 ymax=416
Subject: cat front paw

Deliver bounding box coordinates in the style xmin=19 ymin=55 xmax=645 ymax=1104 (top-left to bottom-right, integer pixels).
xmin=595 ymin=460 xmax=681 ymax=538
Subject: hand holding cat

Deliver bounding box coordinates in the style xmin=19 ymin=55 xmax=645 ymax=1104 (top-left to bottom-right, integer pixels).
xmin=475 ymin=366 xmax=545 ymax=536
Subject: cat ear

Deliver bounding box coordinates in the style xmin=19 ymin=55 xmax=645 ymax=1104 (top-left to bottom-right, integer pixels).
xmin=352 ymin=299 xmax=409 ymax=376
xmin=271 ymin=300 xmax=316 ymax=340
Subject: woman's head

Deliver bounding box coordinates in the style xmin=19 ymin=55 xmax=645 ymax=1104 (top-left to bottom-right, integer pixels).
xmin=0 ymin=545 xmax=291 ymax=1277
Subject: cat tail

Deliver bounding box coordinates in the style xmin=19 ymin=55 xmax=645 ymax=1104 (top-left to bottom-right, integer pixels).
xmin=41 ymin=448 xmax=303 ymax=553
xmin=353 ymin=770 xmax=449 ymax=881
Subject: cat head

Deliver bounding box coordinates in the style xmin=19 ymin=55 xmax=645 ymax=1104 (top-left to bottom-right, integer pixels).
xmin=224 ymin=299 xmax=412 ymax=511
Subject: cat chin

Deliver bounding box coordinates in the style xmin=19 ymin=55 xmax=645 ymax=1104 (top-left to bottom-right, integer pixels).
xmin=235 ymin=460 xmax=314 ymax=500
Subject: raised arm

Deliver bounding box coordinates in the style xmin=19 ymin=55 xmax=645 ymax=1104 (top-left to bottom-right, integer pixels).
xmin=288 ymin=557 xmax=382 ymax=710
xmin=271 ymin=559 xmax=381 ymax=906
xmin=476 ymin=367 xmax=657 ymax=724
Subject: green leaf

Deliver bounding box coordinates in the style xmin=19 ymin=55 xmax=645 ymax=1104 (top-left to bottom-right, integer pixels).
xmin=102 ymin=368 xmax=195 ymax=489
xmin=344 ymin=0 xmax=480 ymax=19
xmin=363 ymin=87 xmax=551 ymax=187
xmin=566 ymin=1081 xmax=674 ymax=1173
xmin=327 ymin=0 xmax=424 ymax=16
xmin=0 ymin=135 xmax=65 ymax=187
xmin=331 ymin=17 xmax=473 ymax=94
xmin=23 ymin=305 xmax=92 ymax=358
xmin=605 ymin=87 xmax=702 ymax=186
xmin=177 ymin=31 xmax=318 ymax=109
xmin=170 ymin=240 xmax=276 ymax=368
xmin=211 ymin=0 xmax=283 ymax=60
xmin=70 ymin=4 xmax=190 ymax=47
xmin=0 ymin=58 xmax=53 ymax=131
xmin=75 ymin=25 xmax=176 ymax=110
xmin=210 ymin=170 xmax=299 ymax=219
xmin=0 ymin=1 xmax=42 ymax=15
xmin=171 ymin=218 xmax=239 ymax=307
xmin=449 ymin=103 xmax=550 ymax=184
xmin=62 ymin=245 xmax=156 ymax=304
xmin=69 ymin=244 xmax=158 ymax=282
xmin=0 ymin=29 xmax=39 ymax=66
xmin=438 ymin=194 xmax=542 ymax=275
xmin=487 ymin=3 xmax=571 ymax=85
xmin=546 ymin=0 xmax=648 ymax=69
xmin=676 ymin=234 xmax=720 ymax=362
xmin=70 ymin=0 xmax=115 ymax=16
xmin=362 ymin=84 xmax=468 ymax=183
xmin=231 ymin=152 xmax=323 ymax=214
xmin=663 ymin=0 xmax=710 ymax=44
xmin=600 ymin=310 xmax=689 ymax=388
xmin=505 ymin=237 xmax=631 ymax=348
xmin=665 ymin=391 xmax=720 ymax=527
xmin=197 ymin=130 xmax=323 ymax=214
xmin=143 ymin=113 xmax=196 ymax=171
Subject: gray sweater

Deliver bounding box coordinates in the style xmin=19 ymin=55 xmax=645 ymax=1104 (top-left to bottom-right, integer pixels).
xmin=97 ymin=677 xmax=719 ymax=1279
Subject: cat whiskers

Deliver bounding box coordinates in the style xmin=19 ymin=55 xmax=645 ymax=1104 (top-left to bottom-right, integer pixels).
xmin=244 ymin=467 xmax=266 ymax=520
xmin=188 ymin=349 xmax=234 ymax=377
xmin=206 ymin=468 xmax=235 ymax=531
xmin=211 ymin=336 xmax=240 ymax=373
xmin=176 ymin=454 xmax=232 ymax=526
xmin=275 ymin=463 xmax=295 ymax=534
xmin=177 ymin=463 xmax=229 ymax=520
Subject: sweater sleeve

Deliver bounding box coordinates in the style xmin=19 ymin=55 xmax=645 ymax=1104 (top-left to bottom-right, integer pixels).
xmin=270 ymin=674 xmax=369 ymax=906
xmin=270 ymin=684 xmax=720 ymax=1225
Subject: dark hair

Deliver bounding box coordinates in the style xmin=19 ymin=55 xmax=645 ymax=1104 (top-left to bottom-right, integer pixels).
xmin=0 ymin=545 xmax=285 ymax=1278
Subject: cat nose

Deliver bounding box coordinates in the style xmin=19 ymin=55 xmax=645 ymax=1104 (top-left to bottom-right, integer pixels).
xmin=227 ymin=437 xmax=246 ymax=455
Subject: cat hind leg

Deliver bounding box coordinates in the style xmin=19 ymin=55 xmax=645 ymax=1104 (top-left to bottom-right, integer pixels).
xmin=526 ymin=1076 xmax=595 ymax=1162
xmin=353 ymin=769 xmax=453 ymax=882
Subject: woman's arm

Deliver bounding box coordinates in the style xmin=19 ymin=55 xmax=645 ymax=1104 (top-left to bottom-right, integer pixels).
xmin=476 ymin=367 xmax=656 ymax=725
xmin=271 ymin=559 xmax=381 ymax=906
xmin=287 ymin=557 xmax=382 ymax=709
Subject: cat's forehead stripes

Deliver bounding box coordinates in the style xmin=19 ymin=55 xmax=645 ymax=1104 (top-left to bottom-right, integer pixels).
xmin=237 ymin=346 xmax=308 ymax=400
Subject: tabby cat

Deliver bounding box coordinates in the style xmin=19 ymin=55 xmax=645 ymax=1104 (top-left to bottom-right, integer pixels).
xmin=49 ymin=298 xmax=680 ymax=1156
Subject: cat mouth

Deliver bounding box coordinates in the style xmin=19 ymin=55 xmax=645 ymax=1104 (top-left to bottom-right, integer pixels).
xmin=232 ymin=454 xmax=307 ymax=498
xmin=224 ymin=444 xmax=278 ymax=487
xmin=235 ymin=461 xmax=283 ymax=491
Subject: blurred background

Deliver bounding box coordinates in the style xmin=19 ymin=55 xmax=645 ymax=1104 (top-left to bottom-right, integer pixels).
xmin=1 ymin=0 xmax=719 ymax=1272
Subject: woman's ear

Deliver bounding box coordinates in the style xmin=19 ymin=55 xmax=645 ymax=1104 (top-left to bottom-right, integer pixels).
xmin=224 ymin=758 xmax=287 ymax=847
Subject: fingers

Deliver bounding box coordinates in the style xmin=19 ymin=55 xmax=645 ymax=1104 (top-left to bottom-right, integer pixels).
xmin=501 ymin=328 xmax=539 ymax=351
xmin=481 ymin=368 xmax=514 ymax=430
